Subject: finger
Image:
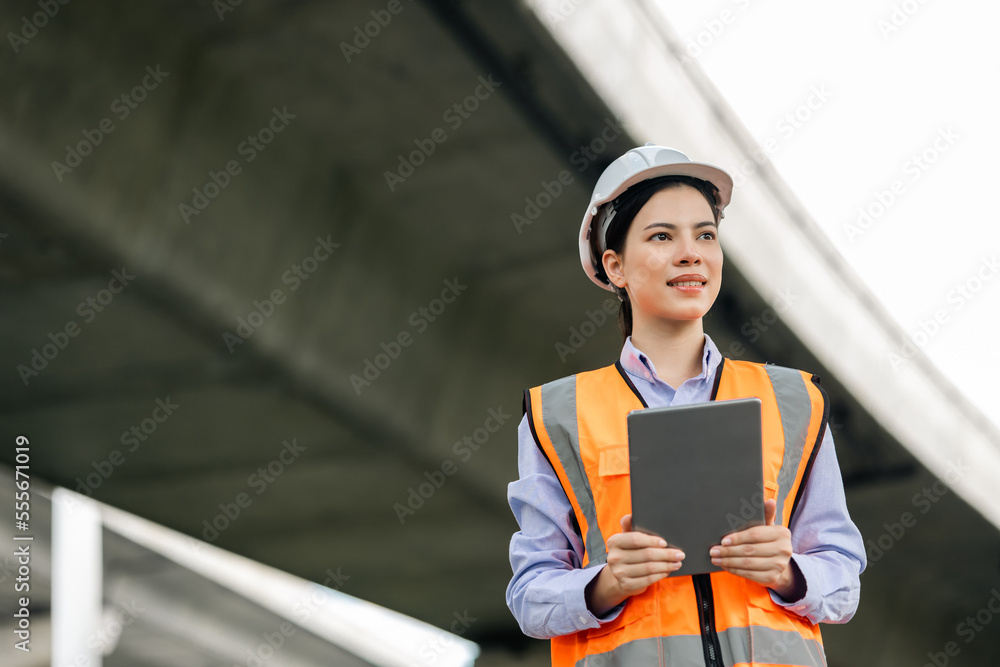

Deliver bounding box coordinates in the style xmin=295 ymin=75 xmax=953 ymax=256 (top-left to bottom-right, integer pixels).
xmin=711 ymin=554 xmax=780 ymax=571
xmin=764 ymin=498 xmax=777 ymax=526
xmin=711 ymin=539 xmax=787 ymax=560
xmin=719 ymin=524 xmax=787 ymax=548
xmin=618 ymin=557 xmax=683 ymax=576
xmin=616 ymin=547 xmax=685 ymax=564
xmin=615 ymin=558 xmax=686 ymax=583
xmin=620 ymin=513 xmax=633 ymax=533
xmin=610 ymin=531 xmax=673 ymax=552
xmin=622 ymin=569 xmax=675 ymax=589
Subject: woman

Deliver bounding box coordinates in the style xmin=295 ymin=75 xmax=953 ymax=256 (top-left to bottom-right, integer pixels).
xmin=506 ymin=145 xmax=865 ymax=666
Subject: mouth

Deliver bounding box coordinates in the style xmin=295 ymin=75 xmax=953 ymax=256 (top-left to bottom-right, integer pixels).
xmin=667 ymin=275 xmax=707 ymax=288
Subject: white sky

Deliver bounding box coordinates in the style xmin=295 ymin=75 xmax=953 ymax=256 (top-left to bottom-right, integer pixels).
xmin=656 ymin=0 xmax=1000 ymax=430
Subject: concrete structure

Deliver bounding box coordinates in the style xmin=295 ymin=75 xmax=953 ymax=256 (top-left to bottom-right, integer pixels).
xmin=1 ymin=1 xmax=998 ymax=664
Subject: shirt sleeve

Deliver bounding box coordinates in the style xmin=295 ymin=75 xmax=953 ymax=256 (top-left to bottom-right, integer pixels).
xmin=505 ymin=413 xmax=626 ymax=639
xmin=768 ymin=425 xmax=867 ymax=624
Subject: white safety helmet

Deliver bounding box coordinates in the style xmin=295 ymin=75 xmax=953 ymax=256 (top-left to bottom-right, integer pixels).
xmin=579 ymin=144 xmax=733 ymax=291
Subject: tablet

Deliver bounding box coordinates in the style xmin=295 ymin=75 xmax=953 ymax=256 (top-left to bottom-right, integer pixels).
xmin=627 ymin=397 xmax=764 ymax=576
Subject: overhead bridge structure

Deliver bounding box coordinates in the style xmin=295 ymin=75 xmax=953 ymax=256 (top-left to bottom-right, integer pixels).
xmin=1 ymin=1 xmax=999 ymax=665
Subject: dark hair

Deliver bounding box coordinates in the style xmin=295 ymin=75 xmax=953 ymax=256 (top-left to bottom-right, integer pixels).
xmin=589 ymin=175 xmax=722 ymax=338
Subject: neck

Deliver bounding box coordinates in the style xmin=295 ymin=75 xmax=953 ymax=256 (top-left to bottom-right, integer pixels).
xmin=629 ymin=317 xmax=706 ymax=388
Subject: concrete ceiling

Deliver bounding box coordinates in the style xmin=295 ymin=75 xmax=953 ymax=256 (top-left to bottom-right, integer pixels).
xmin=1 ymin=1 xmax=999 ymax=665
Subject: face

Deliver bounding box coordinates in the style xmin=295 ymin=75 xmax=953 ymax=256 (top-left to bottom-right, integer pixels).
xmin=601 ymin=185 xmax=722 ymax=324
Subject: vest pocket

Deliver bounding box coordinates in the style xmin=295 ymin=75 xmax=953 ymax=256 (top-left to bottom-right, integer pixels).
xmin=597 ymin=444 xmax=630 ymax=477
xmin=584 ymin=444 xmax=633 ymax=537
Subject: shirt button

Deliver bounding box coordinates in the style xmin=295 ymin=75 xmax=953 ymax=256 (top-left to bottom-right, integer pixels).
xmin=579 ymin=615 xmax=587 ymax=623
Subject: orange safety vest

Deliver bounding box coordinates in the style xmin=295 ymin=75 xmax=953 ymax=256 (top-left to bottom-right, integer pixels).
xmin=524 ymin=357 xmax=830 ymax=667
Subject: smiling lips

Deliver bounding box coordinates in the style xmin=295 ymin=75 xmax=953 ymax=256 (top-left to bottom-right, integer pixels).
xmin=667 ymin=274 xmax=707 ymax=292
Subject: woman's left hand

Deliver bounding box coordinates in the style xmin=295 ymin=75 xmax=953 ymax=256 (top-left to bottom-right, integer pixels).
xmin=709 ymin=498 xmax=804 ymax=600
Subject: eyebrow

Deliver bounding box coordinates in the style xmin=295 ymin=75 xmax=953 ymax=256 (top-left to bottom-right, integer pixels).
xmin=642 ymin=221 xmax=717 ymax=231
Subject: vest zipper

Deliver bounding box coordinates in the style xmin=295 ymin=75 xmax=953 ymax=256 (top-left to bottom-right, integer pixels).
xmin=693 ymin=574 xmax=724 ymax=667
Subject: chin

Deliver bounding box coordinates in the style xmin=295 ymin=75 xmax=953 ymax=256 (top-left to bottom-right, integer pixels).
xmin=659 ymin=309 xmax=708 ymax=322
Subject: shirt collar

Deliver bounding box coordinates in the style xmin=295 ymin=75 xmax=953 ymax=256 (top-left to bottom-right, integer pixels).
xmin=619 ymin=333 xmax=722 ymax=387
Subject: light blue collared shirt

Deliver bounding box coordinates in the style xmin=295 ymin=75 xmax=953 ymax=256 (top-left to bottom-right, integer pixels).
xmin=505 ymin=333 xmax=866 ymax=639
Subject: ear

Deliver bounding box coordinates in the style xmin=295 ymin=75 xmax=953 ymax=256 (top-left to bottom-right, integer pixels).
xmin=602 ymin=249 xmax=627 ymax=289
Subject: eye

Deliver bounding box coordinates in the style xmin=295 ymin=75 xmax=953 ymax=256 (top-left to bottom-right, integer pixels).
xmin=698 ymin=230 xmax=717 ymax=241
xmin=650 ymin=232 xmax=669 ymax=241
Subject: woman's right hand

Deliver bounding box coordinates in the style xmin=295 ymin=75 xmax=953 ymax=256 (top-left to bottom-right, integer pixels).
xmin=585 ymin=514 xmax=685 ymax=617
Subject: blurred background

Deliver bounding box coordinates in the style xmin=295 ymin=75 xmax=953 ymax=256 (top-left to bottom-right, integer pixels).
xmin=1 ymin=0 xmax=998 ymax=665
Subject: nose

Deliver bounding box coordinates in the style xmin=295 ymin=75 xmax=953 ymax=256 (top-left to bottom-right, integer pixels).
xmin=675 ymin=237 xmax=702 ymax=265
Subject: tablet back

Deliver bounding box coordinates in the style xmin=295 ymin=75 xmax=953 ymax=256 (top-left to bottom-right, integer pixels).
xmin=627 ymin=397 xmax=764 ymax=576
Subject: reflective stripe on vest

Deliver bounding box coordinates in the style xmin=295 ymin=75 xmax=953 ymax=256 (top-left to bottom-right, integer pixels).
xmin=525 ymin=358 xmax=829 ymax=667
xmin=579 ymin=626 xmax=826 ymax=666
xmin=539 ymin=375 xmax=608 ymax=566
xmin=764 ymin=364 xmax=812 ymax=527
